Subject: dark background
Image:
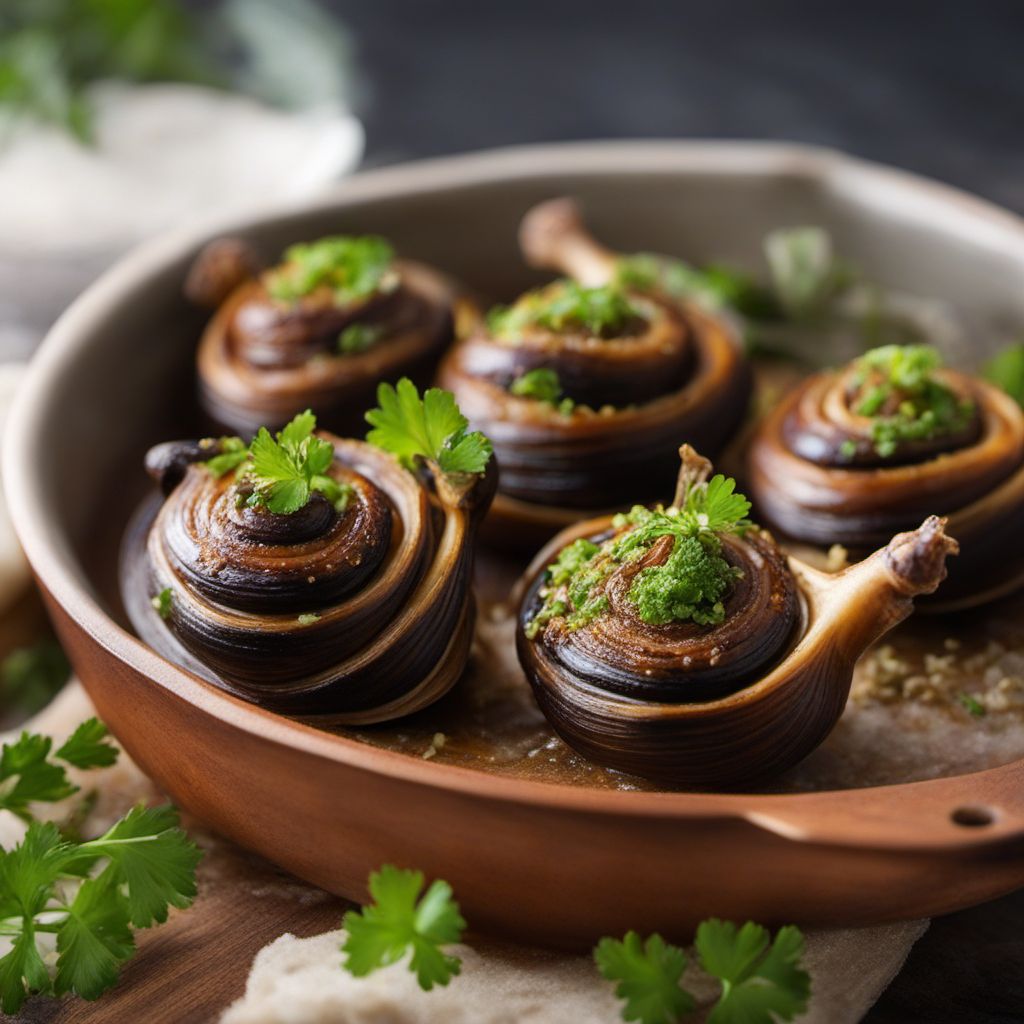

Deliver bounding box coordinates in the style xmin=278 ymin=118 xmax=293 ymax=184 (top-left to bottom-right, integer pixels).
xmin=319 ymin=2 xmax=1024 ymax=1021
xmin=328 ymin=0 xmax=1024 ymax=214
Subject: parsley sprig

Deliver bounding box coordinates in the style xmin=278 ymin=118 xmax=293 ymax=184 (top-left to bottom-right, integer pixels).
xmin=366 ymin=378 xmax=492 ymax=479
xmin=341 ymin=865 xmax=466 ymax=991
xmin=265 ymin=236 xmax=396 ymax=306
xmin=0 ymin=720 xmax=201 ymax=1013
xmin=340 ymin=866 xmax=810 ymax=1024
xmin=596 ymin=921 xmax=810 ymax=1024
xmin=509 ymin=367 xmax=576 ymax=415
xmin=205 ymin=411 xmax=351 ymax=516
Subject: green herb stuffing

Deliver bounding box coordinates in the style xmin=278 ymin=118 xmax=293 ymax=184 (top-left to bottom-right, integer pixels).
xmin=849 ymin=344 xmax=974 ymax=458
xmin=508 ymin=368 xmax=576 ymax=414
xmin=341 ymin=864 xmax=466 ymax=991
xmin=526 ymin=474 xmax=750 ymax=638
xmin=982 ymin=342 xmax=1024 ymax=408
xmin=366 ymin=378 xmax=492 ymax=478
xmin=338 ymin=322 xmax=383 ymax=355
xmin=204 ymin=410 xmax=352 ymax=516
xmin=488 ymin=280 xmax=641 ymax=339
xmin=265 ymin=235 xmax=395 ymax=306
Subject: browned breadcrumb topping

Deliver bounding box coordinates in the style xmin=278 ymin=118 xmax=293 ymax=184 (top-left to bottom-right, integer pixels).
xmin=852 ymin=639 xmax=1024 ymax=715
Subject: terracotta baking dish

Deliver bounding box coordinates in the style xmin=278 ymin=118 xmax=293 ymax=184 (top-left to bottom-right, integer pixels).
xmin=6 ymin=141 xmax=1024 ymax=949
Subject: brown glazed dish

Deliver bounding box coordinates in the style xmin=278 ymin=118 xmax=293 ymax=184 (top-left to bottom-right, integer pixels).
xmin=6 ymin=143 xmax=1024 ymax=948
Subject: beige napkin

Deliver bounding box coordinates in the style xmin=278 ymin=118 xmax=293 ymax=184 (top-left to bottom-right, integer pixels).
xmin=6 ymin=682 xmax=924 ymax=1024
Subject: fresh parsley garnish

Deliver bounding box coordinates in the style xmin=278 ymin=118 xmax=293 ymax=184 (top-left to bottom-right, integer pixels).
xmin=595 ymin=931 xmax=695 ymax=1024
xmin=0 ymin=806 xmax=201 ymax=1012
xmin=365 ymin=378 xmax=492 ymax=478
xmin=0 ymin=719 xmax=116 ymax=822
xmin=341 ymin=864 xmax=466 ymax=991
xmin=205 ymin=411 xmax=351 ymax=516
xmin=526 ymin=472 xmax=751 ymax=637
xmin=850 ymin=344 xmax=974 ymax=458
xmin=338 ymin=322 xmax=383 ymax=355
xmin=982 ymin=343 xmax=1024 ymax=408
xmin=696 ymin=919 xmax=811 ymax=1024
xmin=204 ymin=436 xmax=249 ymax=477
xmin=265 ymin=236 xmax=396 ymax=306
xmin=488 ymin=280 xmax=641 ymax=339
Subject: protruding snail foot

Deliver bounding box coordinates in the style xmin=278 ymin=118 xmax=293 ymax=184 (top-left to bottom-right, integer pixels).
xmin=672 ymin=444 xmax=713 ymax=507
xmin=518 ymin=198 xmax=616 ymax=285
xmin=885 ymin=516 xmax=960 ymax=596
xmin=185 ymin=238 xmax=261 ymax=309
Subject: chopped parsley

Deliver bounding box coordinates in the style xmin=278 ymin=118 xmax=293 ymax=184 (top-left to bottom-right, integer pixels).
xmin=296 ymin=612 xmax=320 ymax=626
xmin=338 ymin=322 xmax=383 ymax=355
xmin=526 ymin=473 xmax=751 ymax=638
xmin=982 ymin=342 xmax=1024 ymax=408
xmin=366 ymin=378 xmax=492 ymax=479
xmin=848 ymin=344 xmax=974 ymax=458
xmin=265 ymin=235 xmax=396 ymax=306
xmin=958 ymin=693 xmax=986 ymax=717
xmin=488 ymin=280 xmax=641 ymax=339
xmin=151 ymin=587 xmax=173 ymax=620
xmin=509 ymin=368 xmax=576 ymax=414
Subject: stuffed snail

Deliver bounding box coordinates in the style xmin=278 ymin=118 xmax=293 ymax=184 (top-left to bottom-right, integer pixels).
xmin=516 ymin=446 xmax=957 ymax=786
xmin=121 ymin=381 xmax=495 ymax=724
xmin=189 ymin=234 xmax=463 ymax=436
xmin=437 ymin=198 xmax=751 ymax=544
xmin=747 ymin=343 xmax=1024 ymax=609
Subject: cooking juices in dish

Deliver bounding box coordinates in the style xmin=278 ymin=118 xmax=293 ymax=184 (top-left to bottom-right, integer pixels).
xmin=437 ymin=199 xmax=751 ymax=542
xmin=190 ymin=234 xmax=463 ymax=436
xmin=748 ymin=344 xmax=1024 ymax=609
xmin=516 ymin=446 xmax=957 ymax=786
xmin=121 ymin=385 xmax=495 ymax=723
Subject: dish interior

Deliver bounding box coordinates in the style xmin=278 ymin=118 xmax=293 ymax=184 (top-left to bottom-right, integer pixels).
xmin=44 ymin=154 xmax=1024 ymax=795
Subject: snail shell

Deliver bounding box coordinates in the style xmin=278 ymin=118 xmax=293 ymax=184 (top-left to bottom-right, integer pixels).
xmin=125 ymin=435 xmax=495 ymax=724
xmin=194 ymin=240 xmax=461 ymax=437
xmin=748 ymin=364 xmax=1024 ymax=609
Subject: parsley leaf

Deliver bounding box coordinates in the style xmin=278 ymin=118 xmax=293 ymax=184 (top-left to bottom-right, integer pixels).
xmin=0 ymin=733 xmax=78 ymax=821
xmin=595 ymin=931 xmax=695 ymax=1024
xmin=365 ymin=378 xmax=492 ymax=478
xmin=342 ymin=864 xmax=466 ymax=991
xmin=245 ymin=410 xmax=349 ymax=515
xmin=204 ymin=436 xmax=249 ymax=477
xmin=983 ymin=343 xmax=1024 ymax=407
xmin=697 ymin=920 xmax=810 ymax=1024
xmin=0 ymin=805 xmax=200 ymax=1013
xmin=55 ymin=719 xmax=119 ymax=770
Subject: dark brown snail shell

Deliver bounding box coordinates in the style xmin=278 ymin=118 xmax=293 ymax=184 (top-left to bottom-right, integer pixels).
xmin=121 ymin=434 xmax=495 ymax=724
xmin=515 ymin=450 xmax=957 ymax=787
xmin=436 ymin=199 xmax=751 ymax=545
xmin=747 ymin=364 xmax=1024 ymax=609
xmin=193 ymin=241 xmax=463 ymax=437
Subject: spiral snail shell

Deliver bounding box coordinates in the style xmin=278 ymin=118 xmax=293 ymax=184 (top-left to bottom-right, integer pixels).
xmin=516 ymin=446 xmax=957 ymax=786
